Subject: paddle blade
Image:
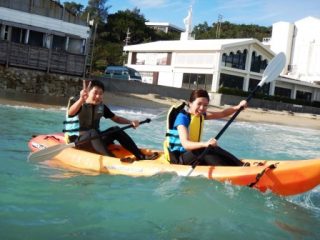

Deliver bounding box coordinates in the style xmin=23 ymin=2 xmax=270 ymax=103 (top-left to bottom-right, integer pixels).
xmin=259 ymin=52 xmax=286 ymax=87
xmin=28 ymin=142 xmax=75 ymax=162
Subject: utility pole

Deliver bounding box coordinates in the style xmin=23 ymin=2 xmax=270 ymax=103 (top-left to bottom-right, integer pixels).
xmin=124 ymin=28 xmax=131 ymax=46
xmin=89 ymin=21 xmax=97 ymax=76
xmin=216 ymin=14 xmax=223 ymax=38
xmin=122 ymin=28 xmax=131 ymax=65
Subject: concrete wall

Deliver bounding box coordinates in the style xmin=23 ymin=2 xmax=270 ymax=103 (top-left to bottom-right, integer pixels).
xmin=1 ymin=66 xmax=319 ymax=114
xmin=0 ymin=66 xmax=81 ymax=105
xmin=211 ymin=92 xmax=320 ymax=115
xmin=94 ymin=76 xmax=193 ymax=101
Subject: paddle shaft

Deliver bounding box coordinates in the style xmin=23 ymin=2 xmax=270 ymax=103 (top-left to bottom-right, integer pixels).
xmin=75 ymin=118 xmax=151 ymax=146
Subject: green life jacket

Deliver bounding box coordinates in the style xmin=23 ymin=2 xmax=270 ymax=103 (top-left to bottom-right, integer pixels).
xmin=63 ymin=97 xmax=104 ymax=142
xmin=63 ymin=97 xmax=80 ymax=142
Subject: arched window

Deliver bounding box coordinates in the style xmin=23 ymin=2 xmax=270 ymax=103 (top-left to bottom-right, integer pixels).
xmin=221 ymin=50 xmax=247 ymax=70
xmin=251 ymin=52 xmax=269 ymax=73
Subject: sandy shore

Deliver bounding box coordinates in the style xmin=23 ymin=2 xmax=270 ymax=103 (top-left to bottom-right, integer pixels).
xmin=1 ymin=91 xmax=320 ymax=130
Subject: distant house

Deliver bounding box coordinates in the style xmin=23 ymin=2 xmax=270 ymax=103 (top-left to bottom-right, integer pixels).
xmin=0 ymin=0 xmax=91 ymax=76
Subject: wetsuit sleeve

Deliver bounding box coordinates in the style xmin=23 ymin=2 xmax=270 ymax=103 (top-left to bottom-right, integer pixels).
xmin=103 ymin=105 xmax=115 ymax=119
xmin=68 ymin=97 xmax=81 ymax=117
xmin=173 ymin=113 xmax=190 ymax=129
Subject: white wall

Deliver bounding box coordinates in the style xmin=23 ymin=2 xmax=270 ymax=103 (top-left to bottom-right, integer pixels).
xmin=270 ymin=21 xmax=294 ymax=74
xmin=291 ymin=17 xmax=320 ymax=83
xmin=158 ymin=71 xmax=175 ymax=87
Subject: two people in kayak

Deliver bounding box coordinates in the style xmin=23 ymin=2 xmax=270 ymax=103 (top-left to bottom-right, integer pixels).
xmin=64 ymin=80 xmax=246 ymax=166
xmin=64 ymin=80 xmax=157 ymax=161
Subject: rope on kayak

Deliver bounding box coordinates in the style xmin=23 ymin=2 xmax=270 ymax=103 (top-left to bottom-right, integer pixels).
xmin=248 ymin=163 xmax=278 ymax=188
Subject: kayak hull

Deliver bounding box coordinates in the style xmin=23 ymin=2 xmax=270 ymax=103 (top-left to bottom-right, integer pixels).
xmin=28 ymin=133 xmax=320 ymax=196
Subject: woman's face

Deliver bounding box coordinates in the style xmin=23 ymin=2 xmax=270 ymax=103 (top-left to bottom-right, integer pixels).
xmin=87 ymin=86 xmax=104 ymax=104
xmin=189 ymin=97 xmax=209 ymax=116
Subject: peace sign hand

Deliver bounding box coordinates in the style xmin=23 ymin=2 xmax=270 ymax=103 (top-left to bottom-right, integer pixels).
xmin=80 ymin=80 xmax=91 ymax=103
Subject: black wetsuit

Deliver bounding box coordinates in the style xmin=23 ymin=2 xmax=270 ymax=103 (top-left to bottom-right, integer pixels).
xmin=72 ymin=104 xmax=145 ymax=159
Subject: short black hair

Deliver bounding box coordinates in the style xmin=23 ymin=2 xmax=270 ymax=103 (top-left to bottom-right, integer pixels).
xmin=90 ymin=80 xmax=105 ymax=92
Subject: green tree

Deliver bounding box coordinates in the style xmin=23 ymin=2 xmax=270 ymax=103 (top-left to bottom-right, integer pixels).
xmin=83 ymin=0 xmax=110 ymax=24
xmin=104 ymin=8 xmax=153 ymax=44
xmin=63 ymin=1 xmax=84 ymax=16
xmin=193 ymin=21 xmax=271 ymax=41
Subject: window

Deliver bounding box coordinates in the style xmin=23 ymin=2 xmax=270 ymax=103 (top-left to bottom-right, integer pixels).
xmin=52 ymin=35 xmax=66 ymax=51
xmin=134 ymin=52 xmax=172 ymax=65
xmin=274 ymin=87 xmax=291 ymax=98
xmin=11 ymin=27 xmax=26 ymax=44
xmin=221 ymin=50 xmax=247 ymax=70
xmin=131 ymin=52 xmax=137 ymax=64
xmin=1 ymin=25 xmax=10 ymax=41
xmin=28 ymin=30 xmax=44 ymax=47
xmin=182 ymin=73 xmax=213 ymax=90
xmin=296 ymin=90 xmax=312 ymax=102
xmin=68 ymin=38 xmax=83 ymax=54
xmin=249 ymin=78 xmax=270 ymax=95
xmin=250 ymin=51 xmax=268 ymax=73
xmin=219 ymin=73 xmax=244 ymax=90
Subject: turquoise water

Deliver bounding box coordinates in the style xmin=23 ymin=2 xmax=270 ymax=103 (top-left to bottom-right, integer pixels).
xmin=0 ymin=103 xmax=319 ymax=240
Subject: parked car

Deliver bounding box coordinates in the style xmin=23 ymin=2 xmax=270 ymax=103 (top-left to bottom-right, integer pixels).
xmin=104 ymin=66 xmax=142 ymax=81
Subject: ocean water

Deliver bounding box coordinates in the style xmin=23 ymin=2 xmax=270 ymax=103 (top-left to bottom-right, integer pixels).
xmin=0 ymin=103 xmax=319 ymax=240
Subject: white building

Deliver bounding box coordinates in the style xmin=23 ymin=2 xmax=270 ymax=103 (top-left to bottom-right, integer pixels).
xmin=265 ymin=16 xmax=320 ymax=84
xmin=124 ymin=38 xmax=320 ymax=102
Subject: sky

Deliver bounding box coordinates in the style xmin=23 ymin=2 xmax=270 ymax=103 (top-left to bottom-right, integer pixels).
xmin=61 ymin=0 xmax=320 ymax=28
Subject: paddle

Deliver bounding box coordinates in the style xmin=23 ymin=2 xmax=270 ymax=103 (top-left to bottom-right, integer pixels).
xmin=28 ymin=118 xmax=151 ymax=162
xmin=187 ymin=52 xmax=286 ymax=175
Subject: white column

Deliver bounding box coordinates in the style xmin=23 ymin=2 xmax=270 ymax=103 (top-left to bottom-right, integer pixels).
xmin=269 ymin=81 xmax=275 ymax=96
xmin=291 ymin=85 xmax=297 ymax=99
xmin=212 ymin=53 xmax=221 ymax=92
xmin=245 ymin=45 xmax=253 ymax=71
xmin=243 ymin=75 xmax=249 ymax=91
xmin=211 ymin=71 xmax=220 ymax=92
xmin=244 ymin=45 xmax=253 ymax=92
xmin=311 ymin=88 xmax=317 ymax=101
xmin=25 ymin=29 xmax=30 ymax=44
xmin=44 ymin=33 xmax=52 ymax=48
xmin=127 ymin=52 xmax=132 ymax=65
xmin=65 ymin=37 xmax=69 ymax=51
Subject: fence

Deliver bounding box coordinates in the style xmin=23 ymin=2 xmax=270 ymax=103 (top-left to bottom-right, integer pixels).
xmin=0 ymin=40 xmax=85 ymax=76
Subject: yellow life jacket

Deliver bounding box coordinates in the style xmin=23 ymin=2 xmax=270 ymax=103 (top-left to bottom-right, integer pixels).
xmin=163 ymin=102 xmax=204 ymax=162
xmin=189 ymin=114 xmax=204 ymax=142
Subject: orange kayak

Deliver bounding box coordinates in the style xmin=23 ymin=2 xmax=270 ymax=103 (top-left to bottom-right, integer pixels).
xmin=28 ymin=133 xmax=320 ymax=196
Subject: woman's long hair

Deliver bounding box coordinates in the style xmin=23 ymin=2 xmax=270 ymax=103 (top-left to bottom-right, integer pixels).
xmin=189 ymin=89 xmax=210 ymax=103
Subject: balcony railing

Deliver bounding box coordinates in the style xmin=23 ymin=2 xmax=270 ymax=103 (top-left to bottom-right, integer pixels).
xmin=0 ymin=40 xmax=85 ymax=76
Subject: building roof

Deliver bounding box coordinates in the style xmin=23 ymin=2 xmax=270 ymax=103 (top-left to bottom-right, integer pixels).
xmin=145 ymin=21 xmax=184 ymax=32
xmin=0 ymin=7 xmax=89 ymax=39
xmin=124 ymin=38 xmax=271 ymax=52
